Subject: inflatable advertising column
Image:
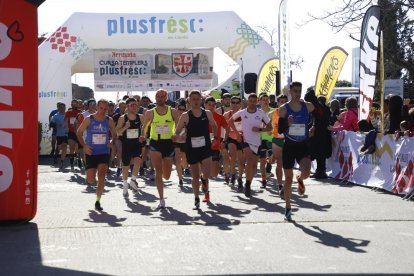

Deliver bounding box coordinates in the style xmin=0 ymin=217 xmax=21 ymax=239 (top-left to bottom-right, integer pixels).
xmin=0 ymin=0 xmax=44 ymax=222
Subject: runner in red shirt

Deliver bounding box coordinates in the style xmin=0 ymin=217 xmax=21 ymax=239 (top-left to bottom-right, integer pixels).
xmin=205 ymin=96 xmax=229 ymax=178
xmin=64 ymin=99 xmax=82 ymax=171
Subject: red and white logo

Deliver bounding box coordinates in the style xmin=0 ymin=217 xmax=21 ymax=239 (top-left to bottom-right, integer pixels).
xmin=172 ymin=53 xmax=193 ymax=78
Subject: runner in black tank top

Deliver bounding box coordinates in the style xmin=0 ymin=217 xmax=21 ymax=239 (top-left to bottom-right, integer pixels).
xmin=173 ymin=90 xmax=218 ymax=209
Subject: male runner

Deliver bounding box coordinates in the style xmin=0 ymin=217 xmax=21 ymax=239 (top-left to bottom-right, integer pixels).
xmin=64 ymin=99 xmax=82 ymax=171
xmin=51 ymin=102 xmax=68 ymax=169
xmin=258 ymin=93 xmax=274 ymax=188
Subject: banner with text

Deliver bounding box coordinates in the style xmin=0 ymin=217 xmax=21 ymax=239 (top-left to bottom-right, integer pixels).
xmin=326 ymin=131 xmax=414 ymax=195
xmin=359 ymin=5 xmax=381 ymax=119
xmin=256 ymin=58 xmax=279 ymax=96
xmin=314 ymin=47 xmax=348 ymax=100
xmin=94 ymin=49 xmax=214 ymax=91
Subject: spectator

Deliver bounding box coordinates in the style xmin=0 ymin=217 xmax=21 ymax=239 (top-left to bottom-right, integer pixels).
xmin=329 ymin=97 xmax=359 ymax=132
xmin=328 ymin=99 xmax=340 ymax=126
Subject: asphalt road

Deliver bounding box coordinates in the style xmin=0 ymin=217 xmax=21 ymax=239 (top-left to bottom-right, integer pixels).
xmin=1 ymin=157 xmax=414 ymax=275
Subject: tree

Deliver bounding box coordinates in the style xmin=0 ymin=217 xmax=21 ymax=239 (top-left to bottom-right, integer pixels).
xmin=306 ymin=0 xmax=414 ymax=96
xmin=335 ymin=80 xmax=352 ymax=87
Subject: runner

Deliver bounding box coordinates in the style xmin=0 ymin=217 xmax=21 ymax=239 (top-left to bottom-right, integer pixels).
xmin=174 ymin=99 xmax=188 ymax=187
xmin=268 ymin=94 xmax=288 ymax=193
xmin=64 ymin=99 xmax=82 ymax=171
xmin=258 ymin=93 xmax=274 ymax=188
xmin=48 ymin=102 xmax=61 ymax=160
xmin=77 ymin=99 xmax=117 ymax=211
xmin=216 ymin=93 xmax=232 ymax=182
xmin=112 ymin=100 xmax=127 ymax=177
xmin=76 ymin=99 xmax=97 ymax=170
xmin=174 ymin=90 xmax=217 ymax=209
xmin=223 ymin=96 xmax=245 ymax=189
xmin=143 ymin=89 xmax=179 ymax=209
xmin=116 ymin=98 xmax=146 ymax=197
xmin=277 ymin=82 xmax=314 ymax=222
xmin=228 ymin=93 xmax=272 ymax=197
xmin=51 ymin=102 xmax=68 ymax=169
xmin=205 ymin=96 xmax=229 ymax=178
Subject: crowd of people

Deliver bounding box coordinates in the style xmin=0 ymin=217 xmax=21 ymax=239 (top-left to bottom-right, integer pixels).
xmin=47 ymin=83 xmax=414 ymax=221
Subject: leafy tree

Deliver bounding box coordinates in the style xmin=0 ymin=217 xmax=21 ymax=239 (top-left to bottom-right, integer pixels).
xmin=335 ymin=80 xmax=352 ymax=87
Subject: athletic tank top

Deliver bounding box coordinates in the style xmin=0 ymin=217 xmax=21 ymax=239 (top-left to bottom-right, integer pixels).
xmin=272 ymin=108 xmax=284 ymax=139
xmin=284 ymin=101 xmax=309 ymax=142
xmin=186 ymin=109 xmax=211 ymax=149
xmin=149 ymin=106 xmax=175 ymax=140
xmin=122 ymin=115 xmax=142 ymax=144
xmin=228 ymin=110 xmax=242 ymax=140
xmin=86 ymin=115 xmax=110 ymax=155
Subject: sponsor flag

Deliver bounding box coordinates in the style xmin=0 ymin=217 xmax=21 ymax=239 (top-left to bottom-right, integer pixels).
xmin=278 ymin=0 xmax=291 ymax=93
xmin=359 ymin=5 xmax=381 ymax=119
xmin=256 ymin=58 xmax=279 ymax=96
xmin=0 ymin=0 xmax=43 ymax=221
xmin=314 ymin=47 xmax=348 ymax=100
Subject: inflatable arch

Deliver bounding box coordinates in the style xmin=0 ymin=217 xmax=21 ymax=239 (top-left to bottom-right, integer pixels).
xmin=38 ymin=11 xmax=275 ymax=154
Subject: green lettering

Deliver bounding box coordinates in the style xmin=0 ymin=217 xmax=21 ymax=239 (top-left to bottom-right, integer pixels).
xmin=167 ymin=18 xmax=177 ymax=33
xmin=179 ymin=19 xmax=188 ymax=33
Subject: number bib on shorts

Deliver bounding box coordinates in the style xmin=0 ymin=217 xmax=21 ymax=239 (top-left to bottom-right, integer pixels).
xmin=155 ymin=124 xmax=170 ymax=135
xmin=126 ymin=129 xmax=138 ymax=139
xmin=191 ymin=136 xmax=206 ymax=148
xmin=288 ymin=124 xmax=305 ymax=136
xmin=92 ymin=134 xmax=107 ymax=145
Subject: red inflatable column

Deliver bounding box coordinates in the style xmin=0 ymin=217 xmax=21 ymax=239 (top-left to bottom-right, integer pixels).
xmin=0 ymin=0 xmax=44 ymax=221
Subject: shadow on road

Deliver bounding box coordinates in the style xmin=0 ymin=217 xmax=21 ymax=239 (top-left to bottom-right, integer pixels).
xmin=293 ymin=222 xmax=370 ymax=253
xmin=0 ymin=223 xmax=101 ymax=275
xmin=83 ymin=210 xmax=127 ymax=227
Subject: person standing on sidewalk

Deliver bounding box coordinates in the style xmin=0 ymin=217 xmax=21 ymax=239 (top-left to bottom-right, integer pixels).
xmin=77 ymin=99 xmax=117 ymax=211
xmin=174 ymin=90 xmax=217 ymax=209
xmin=277 ymin=82 xmax=314 ymax=222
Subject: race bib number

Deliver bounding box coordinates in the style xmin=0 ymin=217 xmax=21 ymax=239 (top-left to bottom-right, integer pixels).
xmin=155 ymin=124 xmax=170 ymax=135
xmin=92 ymin=134 xmax=107 ymax=145
xmin=69 ymin=117 xmax=76 ymax=124
xmin=126 ymin=129 xmax=138 ymax=139
xmin=191 ymin=136 xmax=206 ymax=148
xmin=289 ymin=124 xmax=306 ymax=136
xmin=235 ymin=122 xmax=242 ymax=132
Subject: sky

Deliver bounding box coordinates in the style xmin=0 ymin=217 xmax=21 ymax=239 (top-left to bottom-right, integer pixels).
xmin=38 ymin=0 xmax=360 ymax=101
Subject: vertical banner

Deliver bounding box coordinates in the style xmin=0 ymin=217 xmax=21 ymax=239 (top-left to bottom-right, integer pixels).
xmin=256 ymin=58 xmax=279 ymax=95
xmin=278 ymin=0 xmax=291 ymax=93
xmin=379 ymin=31 xmax=385 ymax=133
xmin=314 ymin=47 xmax=348 ymax=100
xmin=0 ymin=0 xmax=42 ymax=221
xmin=359 ymin=5 xmax=381 ymax=120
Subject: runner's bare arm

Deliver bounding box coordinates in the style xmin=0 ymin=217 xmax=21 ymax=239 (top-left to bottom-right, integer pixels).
xmin=142 ymin=109 xmax=154 ymax=137
xmin=206 ymin=110 xmax=218 ymax=138
xmin=108 ymin=117 xmax=117 ymax=143
xmin=76 ymin=117 xmax=90 ymax=147
xmin=171 ymin=108 xmax=179 ymax=125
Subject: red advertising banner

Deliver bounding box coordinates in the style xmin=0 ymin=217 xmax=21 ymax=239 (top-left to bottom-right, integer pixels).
xmin=0 ymin=0 xmax=42 ymax=221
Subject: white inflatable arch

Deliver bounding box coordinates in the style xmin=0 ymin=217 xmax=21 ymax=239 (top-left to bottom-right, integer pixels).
xmin=38 ymin=11 xmax=275 ymax=154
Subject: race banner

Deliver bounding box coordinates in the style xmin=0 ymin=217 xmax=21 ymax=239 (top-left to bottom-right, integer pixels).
xmin=314 ymin=47 xmax=348 ymax=100
xmin=94 ymin=49 xmax=214 ymax=91
xmin=326 ymin=131 xmax=414 ymax=196
xmin=0 ymin=0 xmax=42 ymax=221
xmin=278 ymin=0 xmax=291 ymax=94
xmin=359 ymin=5 xmax=381 ymax=119
xmin=256 ymin=58 xmax=279 ymax=96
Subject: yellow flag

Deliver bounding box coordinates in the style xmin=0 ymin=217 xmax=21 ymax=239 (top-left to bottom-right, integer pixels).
xmin=314 ymin=47 xmax=348 ymax=100
xmin=256 ymin=58 xmax=279 ymax=95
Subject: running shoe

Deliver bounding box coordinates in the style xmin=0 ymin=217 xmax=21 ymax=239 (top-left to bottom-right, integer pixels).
xmin=244 ymin=183 xmax=251 ymax=197
xmin=179 ymin=178 xmax=184 ymax=187
xmin=129 ymin=179 xmax=139 ymax=191
xmin=194 ymin=197 xmax=200 ymax=210
xmin=237 ymin=178 xmax=243 ymax=192
xmin=284 ymin=208 xmax=293 ymax=222
xmin=116 ymin=167 xmax=122 ymax=177
xmin=158 ymin=199 xmax=165 ymax=209
xmin=95 ymin=201 xmax=103 ymax=211
xmin=297 ymin=176 xmax=305 ymax=196
xmin=123 ymin=182 xmax=129 ymax=197
xmin=279 ymin=185 xmax=285 ymax=200
xmin=202 ymin=191 xmax=210 ymax=202
xmin=230 ymin=174 xmax=236 ymax=186
xmin=260 ymin=179 xmax=267 ymax=189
